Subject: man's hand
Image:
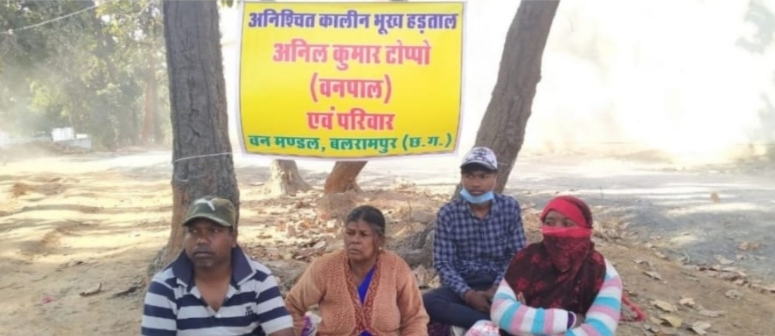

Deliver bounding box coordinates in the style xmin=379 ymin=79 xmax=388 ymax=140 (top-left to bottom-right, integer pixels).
xmin=484 ymin=285 xmax=497 ymax=302
xmin=464 ymin=290 xmax=491 ymax=313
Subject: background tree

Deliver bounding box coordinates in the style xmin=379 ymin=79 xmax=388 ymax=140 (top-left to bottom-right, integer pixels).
xmin=397 ymin=0 xmax=561 ymax=267
xmin=323 ymin=161 xmax=367 ymax=193
xmin=450 ymin=0 xmax=560 ymax=198
xmin=322 ymin=0 xmax=405 ymax=194
xmin=154 ymin=0 xmax=239 ymax=270
xmin=265 ymin=159 xmax=311 ymax=196
xmin=0 ymin=0 xmax=168 ymax=148
xmin=252 ymin=0 xmax=311 ymax=196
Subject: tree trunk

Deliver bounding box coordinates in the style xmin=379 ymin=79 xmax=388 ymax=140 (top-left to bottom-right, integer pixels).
xmin=323 ymin=161 xmax=367 ymax=194
xmin=151 ymin=0 xmax=239 ymax=276
xmin=265 ymin=159 xmax=311 ymax=196
xmin=451 ymin=0 xmax=560 ymax=199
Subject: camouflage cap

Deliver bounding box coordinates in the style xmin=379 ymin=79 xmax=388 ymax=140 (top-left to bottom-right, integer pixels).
xmin=182 ymin=196 xmax=236 ymax=227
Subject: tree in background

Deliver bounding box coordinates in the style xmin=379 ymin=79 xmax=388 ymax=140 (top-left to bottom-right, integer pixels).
xmin=322 ymin=0 xmax=406 ymax=195
xmin=0 ymin=0 xmax=168 ymax=148
xmin=156 ymin=0 xmax=239 ymax=268
xmin=451 ymin=0 xmax=560 ymax=197
xmin=324 ymin=161 xmax=367 ymax=194
xmin=398 ymin=0 xmax=562 ymax=267
xmin=265 ymin=159 xmax=311 ymax=196
xmin=251 ymin=0 xmax=311 ymax=196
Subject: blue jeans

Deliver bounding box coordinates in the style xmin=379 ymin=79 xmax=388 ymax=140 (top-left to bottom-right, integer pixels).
xmin=422 ymin=274 xmax=494 ymax=329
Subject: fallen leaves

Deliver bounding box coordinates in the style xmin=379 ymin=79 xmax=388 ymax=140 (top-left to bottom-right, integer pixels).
xmin=111 ymin=283 xmax=142 ymax=298
xmin=724 ymin=289 xmax=742 ymax=299
xmin=643 ymin=295 xmax=721 ymax=336
xmin=658 ymin=314 xmax=683 ymax=328
xmin=690 ymin=321 xmax=712 ymax=335
xmin=645 ymin=271 xmax=663 ymax=281
xmin=737 ymin=241 xmax=761 ymax=251
xmin=412 ymin=265 xmax=429 ymax=288
xmin=652 ymin=300 xmax=677 ymax=312
xmin=79 ymin=282 xmax=102 ymax=297
xmin=679 ymin=297 xmax=696 ymax=308
xmin=690 ymin=264 xmax=756 ymax=288
xmin=713 ymin=255 xmax=734 ymax=265
xmin=698 ymin=310 xmax=724 ymax=318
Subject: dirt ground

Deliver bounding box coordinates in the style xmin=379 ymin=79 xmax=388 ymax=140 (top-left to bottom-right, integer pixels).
xmin=0 ymin=148 xmax=774 ymax=336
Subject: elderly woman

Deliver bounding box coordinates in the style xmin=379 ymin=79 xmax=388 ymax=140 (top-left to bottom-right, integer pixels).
xmin=465 ymin=196 xmax=624 ymax=336
xmin=285 ymin=205 xmax=430 ymax=336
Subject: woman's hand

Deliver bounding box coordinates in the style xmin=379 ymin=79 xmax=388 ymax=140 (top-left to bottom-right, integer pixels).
xmin=572 ymin=314 xmax=585 ymax=328
xmin=516 ymin=292 xmax=526 ymax=304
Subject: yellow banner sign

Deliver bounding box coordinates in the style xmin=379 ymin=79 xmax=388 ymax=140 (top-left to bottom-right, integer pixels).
xmin=238 ymin=1 xmax=464 ymax=159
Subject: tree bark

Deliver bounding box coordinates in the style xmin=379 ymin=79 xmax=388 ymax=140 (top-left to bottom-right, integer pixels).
xmin=451 ymin=0 xmax=560 ymax=199
xmin=265 ymin=159 xmax=311 ymax=196
xmin=151 ymin=0 xmax=239 ymax=276
xmin=323 ymin=161 xmax=366 ymax=194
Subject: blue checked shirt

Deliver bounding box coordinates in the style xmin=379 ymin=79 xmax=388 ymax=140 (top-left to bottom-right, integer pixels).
xmin=433 ymin=193 xmax=526 ymax=298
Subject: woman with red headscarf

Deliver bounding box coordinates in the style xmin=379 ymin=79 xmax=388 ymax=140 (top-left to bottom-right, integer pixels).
xmin=464 ymin=196 xmax=625 ymax=336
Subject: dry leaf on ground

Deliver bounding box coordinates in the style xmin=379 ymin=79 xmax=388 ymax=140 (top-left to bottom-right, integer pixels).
xmin=725 ymin=290 xmax=742 ymax=299
xmin=412 ymin=265 xmax=428 ymax=287
xmin=679 ymin=297 xmax=696 ymax=307
xmin=738 ymin=241 xmax=760 ymax=251
xmin=652 ymin=300 xmax=677 ymax=312
xmin=659 ymin=314 xmax=683 ymax=328
xmin=645 ymin=271 xmax=663 ymax=280
xmin=691 ymin=321 xmax=712 ymax=335
xmin=79 ymin=282 xmax=102 ymax=297
xmin=714 ymin=255 xmax=734 ymax=265
xmin=698 ymin=310 xmax=724 ymax=318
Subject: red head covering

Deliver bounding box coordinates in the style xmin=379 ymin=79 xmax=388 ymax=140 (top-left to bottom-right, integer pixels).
xmin=541 ymin=195 xmax=593 ymax=229
xmin=504 ymin=196 xmax=606 ymax=314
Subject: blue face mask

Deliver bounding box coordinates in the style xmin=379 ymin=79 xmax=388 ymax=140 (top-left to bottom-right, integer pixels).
xmin=460 ymin=189 xmax=495 ymax=205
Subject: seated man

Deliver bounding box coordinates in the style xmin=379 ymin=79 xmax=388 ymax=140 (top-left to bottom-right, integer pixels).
xmin=424 ymin=147 xmax=527 ymax=334
xmin=141 ymin=196 xmax=294 ymax=336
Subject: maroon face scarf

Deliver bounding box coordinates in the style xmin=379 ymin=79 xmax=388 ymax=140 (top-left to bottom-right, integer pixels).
xmin=504 ymin=196 xmax=606 ymax=314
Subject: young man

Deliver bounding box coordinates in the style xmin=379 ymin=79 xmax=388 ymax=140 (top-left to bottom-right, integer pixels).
xmin=141 ymin=196 xmax=294 ymax=336
xmin=424 ymin=147 xmax=527 ymax=330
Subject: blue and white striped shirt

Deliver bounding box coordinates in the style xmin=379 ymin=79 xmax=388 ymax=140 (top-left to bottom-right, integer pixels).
xmin=141 ymin=247 xmax=293 ymax=336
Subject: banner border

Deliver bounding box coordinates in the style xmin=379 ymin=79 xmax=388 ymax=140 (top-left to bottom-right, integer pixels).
xmin=234 ymin=0 xmax=467 ymax=162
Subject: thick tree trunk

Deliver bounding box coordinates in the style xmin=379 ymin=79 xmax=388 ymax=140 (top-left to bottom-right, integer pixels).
xmin=323 ymin=161 xmax=366 ymax=194
xmin=451 ymin=0 xmax=560 ymax=199
xmin=265 ymin=159 xmax=311 ymax=196
xmin=150 ymin=0 xmax=239 ymax=276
